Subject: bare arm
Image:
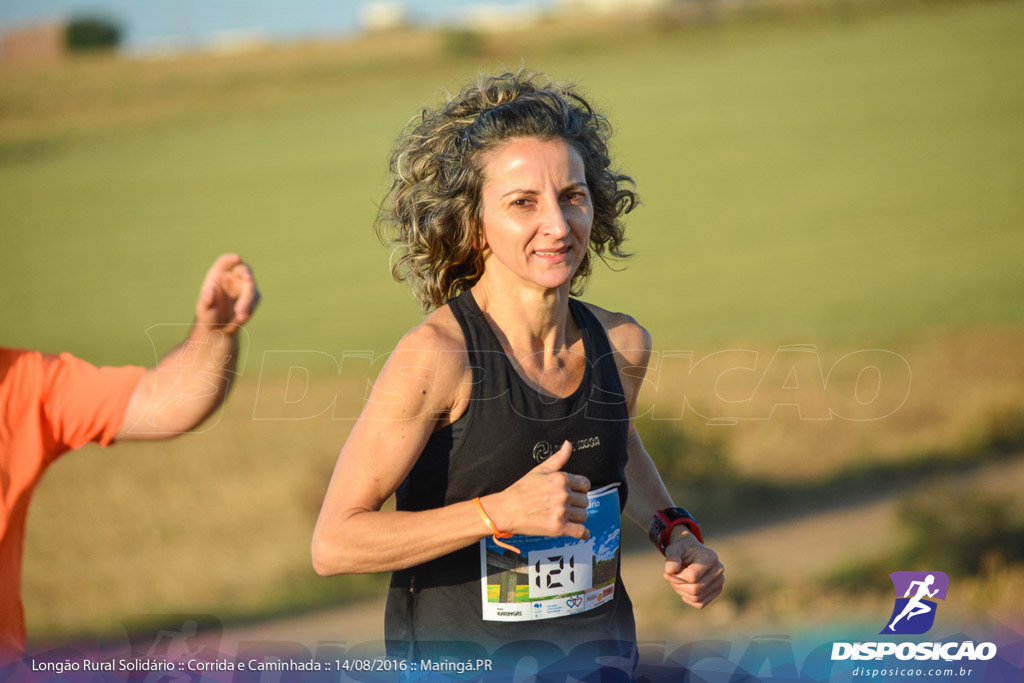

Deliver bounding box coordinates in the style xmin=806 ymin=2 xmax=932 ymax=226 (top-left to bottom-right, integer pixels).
xmin=117 ymin=253 xmax=259 ymax=440
xmin=624 ymin=427 xmax=725 ymax=609
xmin=311 ymin=316 xmax=591 ymax=576
xmin=596 ymin=306 xmax=725 ymax=610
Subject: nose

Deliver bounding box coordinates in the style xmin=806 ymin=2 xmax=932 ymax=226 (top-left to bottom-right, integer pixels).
xmin=540 ymin=199 xmax=571 ymax=239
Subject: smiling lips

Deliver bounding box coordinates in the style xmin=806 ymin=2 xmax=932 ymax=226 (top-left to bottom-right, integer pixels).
xmin=534 ymin=246 xmax=570 ymax=259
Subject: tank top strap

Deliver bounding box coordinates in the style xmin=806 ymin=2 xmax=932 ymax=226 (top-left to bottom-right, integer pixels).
xmin=568 ymin=299 xmax=615 ymax=365
xmin=568 ymin=298 xmax=628 ymax=409
xmin=446 ymin=288 xmax=507 ymax=376
xmin=447 ymin=288 xmax=492 ymax=351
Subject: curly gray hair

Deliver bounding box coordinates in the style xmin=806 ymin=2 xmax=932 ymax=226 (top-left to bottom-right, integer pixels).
xmin=377 ymin=70 xmax=637 ymax=310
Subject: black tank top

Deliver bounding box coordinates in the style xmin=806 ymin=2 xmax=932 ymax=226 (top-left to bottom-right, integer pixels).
xmin=384 ymin=289 xmax=637 ymax=662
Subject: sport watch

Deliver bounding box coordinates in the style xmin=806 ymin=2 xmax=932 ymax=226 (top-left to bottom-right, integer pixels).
xmin=649 ymin=507 xmax=703 ymax=554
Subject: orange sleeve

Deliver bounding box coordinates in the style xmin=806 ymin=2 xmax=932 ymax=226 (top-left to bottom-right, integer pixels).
xmin=39 ymin=351 xmax=146 ymax=458
xmin=0 ymin=349 xmax=146 ymax=656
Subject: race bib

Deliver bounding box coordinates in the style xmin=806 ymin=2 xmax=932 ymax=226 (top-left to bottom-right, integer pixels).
xmin=479 ymin=483 xmax=621 ymax=622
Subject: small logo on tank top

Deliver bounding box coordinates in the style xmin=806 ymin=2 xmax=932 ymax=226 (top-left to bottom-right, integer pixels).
xmin=531 ymin=436 xmax=601 ymax=463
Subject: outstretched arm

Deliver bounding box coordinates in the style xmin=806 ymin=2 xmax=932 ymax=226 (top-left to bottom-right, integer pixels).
xmin=117 ymin=253 xmax=260 ymax=440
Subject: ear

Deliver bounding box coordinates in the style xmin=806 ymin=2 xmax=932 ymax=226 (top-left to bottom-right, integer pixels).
xmin=474 ymin=226 xmax=490 ymax=265
xmin=468 ymin=223 xmax=489 ymax=277
xmin=474 ymin=223 xmax=488 ymax=251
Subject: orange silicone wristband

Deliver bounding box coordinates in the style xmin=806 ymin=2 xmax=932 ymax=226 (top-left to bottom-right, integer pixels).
xmin=473 ymin=497 xmax=520 ymax=555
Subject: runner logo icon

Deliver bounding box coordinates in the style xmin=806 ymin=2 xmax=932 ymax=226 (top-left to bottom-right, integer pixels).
xmin=880 ymin=571 xmax=949 ymax=635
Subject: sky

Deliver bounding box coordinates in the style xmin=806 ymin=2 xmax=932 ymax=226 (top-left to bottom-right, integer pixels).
xmin=0 ymin=0 xmax=554 ymax=53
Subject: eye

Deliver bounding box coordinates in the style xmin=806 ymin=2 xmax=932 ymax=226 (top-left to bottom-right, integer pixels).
xmin=511 ymin=197 xmax=533 ymax=208
xmin=564 ymin=190 xmax=589 ymax=204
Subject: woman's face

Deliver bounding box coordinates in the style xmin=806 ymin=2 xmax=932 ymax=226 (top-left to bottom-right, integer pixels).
xmin=477 ymin=136 xmax=593 ymax=293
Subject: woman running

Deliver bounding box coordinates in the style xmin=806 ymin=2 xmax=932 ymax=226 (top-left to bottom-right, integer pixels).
xmin=312 ymin=70 xmax=724 ymax=672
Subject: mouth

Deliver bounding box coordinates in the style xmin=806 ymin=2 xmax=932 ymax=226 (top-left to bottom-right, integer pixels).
xmin=534 ymin=246 xmax=570 ymax=259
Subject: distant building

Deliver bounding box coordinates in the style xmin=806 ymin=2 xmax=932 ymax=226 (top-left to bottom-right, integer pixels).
xmin=360 ymin=1 xmax=409 ymax=32
xmin=0 ymin=22 xmax=65 ymax=64
xmin=557 ymin=0 xmax=673 ymax=14
xmin=455 ymin=3 xmax=543 ymax=33
xmin=207 ymin=28 xmax=269 ymax=55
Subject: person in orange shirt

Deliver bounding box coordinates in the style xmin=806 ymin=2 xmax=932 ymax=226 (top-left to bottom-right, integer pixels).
xmin=0 ymin=253 xmax=259 ymax=659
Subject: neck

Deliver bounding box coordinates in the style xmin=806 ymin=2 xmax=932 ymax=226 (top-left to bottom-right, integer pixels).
xmin=472 ymin=272 xmax=575 ymax=361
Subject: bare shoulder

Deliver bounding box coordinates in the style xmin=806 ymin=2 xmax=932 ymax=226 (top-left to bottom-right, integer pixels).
xmin=580 ymin=301 xmax=652 ymax=414
xmin=395 ymin=304 xmax=467 ymax=359
xmin=388 ymin=303 xmax=470 ymax=397
xmin=580 ymin=301 xmax=652 ymax=369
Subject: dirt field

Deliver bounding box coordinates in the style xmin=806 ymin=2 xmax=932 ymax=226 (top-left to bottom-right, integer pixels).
xmin=186 ymin=458 xmax=1024 ymax=653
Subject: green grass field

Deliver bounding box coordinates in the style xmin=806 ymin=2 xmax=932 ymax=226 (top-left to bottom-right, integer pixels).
xmin=3 ymin=0 xmax=1021 ymax=366
xmin=3 ymin=0 xmax=1023 ymax=641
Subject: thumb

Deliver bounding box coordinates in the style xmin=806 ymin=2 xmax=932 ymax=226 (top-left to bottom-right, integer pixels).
xmin=533 ymin=440 xmax=572 ymax=473
xmin=197 ymin=281 xmax=216 ymax=312
xmin=664 ymin=542 xmax=685 ymax=575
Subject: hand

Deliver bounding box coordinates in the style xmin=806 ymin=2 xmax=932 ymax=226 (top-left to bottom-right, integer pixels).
xmin=485 ymin=441 xmax=591 ymax=540
xmin=663 ymin=535 xmax=725 ymax=609
xmin=195 ymin=253 xmax=260 ymax=333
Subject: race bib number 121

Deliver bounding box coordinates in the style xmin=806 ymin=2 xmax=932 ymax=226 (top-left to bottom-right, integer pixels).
xmin=479 ymin=483 xmax=620 ymax=622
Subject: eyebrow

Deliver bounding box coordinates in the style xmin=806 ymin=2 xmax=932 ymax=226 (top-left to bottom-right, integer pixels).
xmin=499 ymin=182 xmax=589 ymax=199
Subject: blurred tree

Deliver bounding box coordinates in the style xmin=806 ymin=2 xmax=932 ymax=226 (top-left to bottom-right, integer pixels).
xmin=637 ymin=418 xmax=732 ymax=487
xmin=65 ymin=17 xmax=122 ymax=52
xmin=897 ymin=484 xmax=1024 ymax=576
xmin=442 ymin=29 xmax=483 ymax=58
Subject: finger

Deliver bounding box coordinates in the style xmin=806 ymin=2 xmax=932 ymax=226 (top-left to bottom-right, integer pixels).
xmin=669 ymin=565 xmax=725 ymax=607
xmin=679 ymin=558 xmax=718 ymax=585
xmin=243 ymin=265 xmax=261 ymax=317
xmin=663 ymin=542 xmax=685 ymax=575
xmin=700 ymin=585 xmax=724 ymax=607
xmin=683 ymin=572 xmax=725 ymax=608
xmin=563 ymin=522 xmax=590 ymax=541
xmin=210 ymin=253 xmax=241 ymax=274
xmin=229 ymin=260 xmax=255 ymax=285
xmin=231 ymin=266 xmax=258 ymax=323
xmin=670 ymin=562 xmax=724 ymax=591
xmin=567 ymin=490 xmax=590 ymax=510
xmin=197 ymin=255 xmax=238 ymax=316
xmin=247 ymin=286 xmax=262 ymax=317
xmin=566 ymin=507 xmax=588 ymax=524
xmin=681 ymin=587 xmax=721 ymax=610
xmin=667 ymin=572 xmax=721 ymax=607
xmin=532 ymin=440 xmax=572 ymax=473
xmin=198 ymin=281 xmax=216 ymax=312
xmin=695 ymin=569 xmax=726 ymax=602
